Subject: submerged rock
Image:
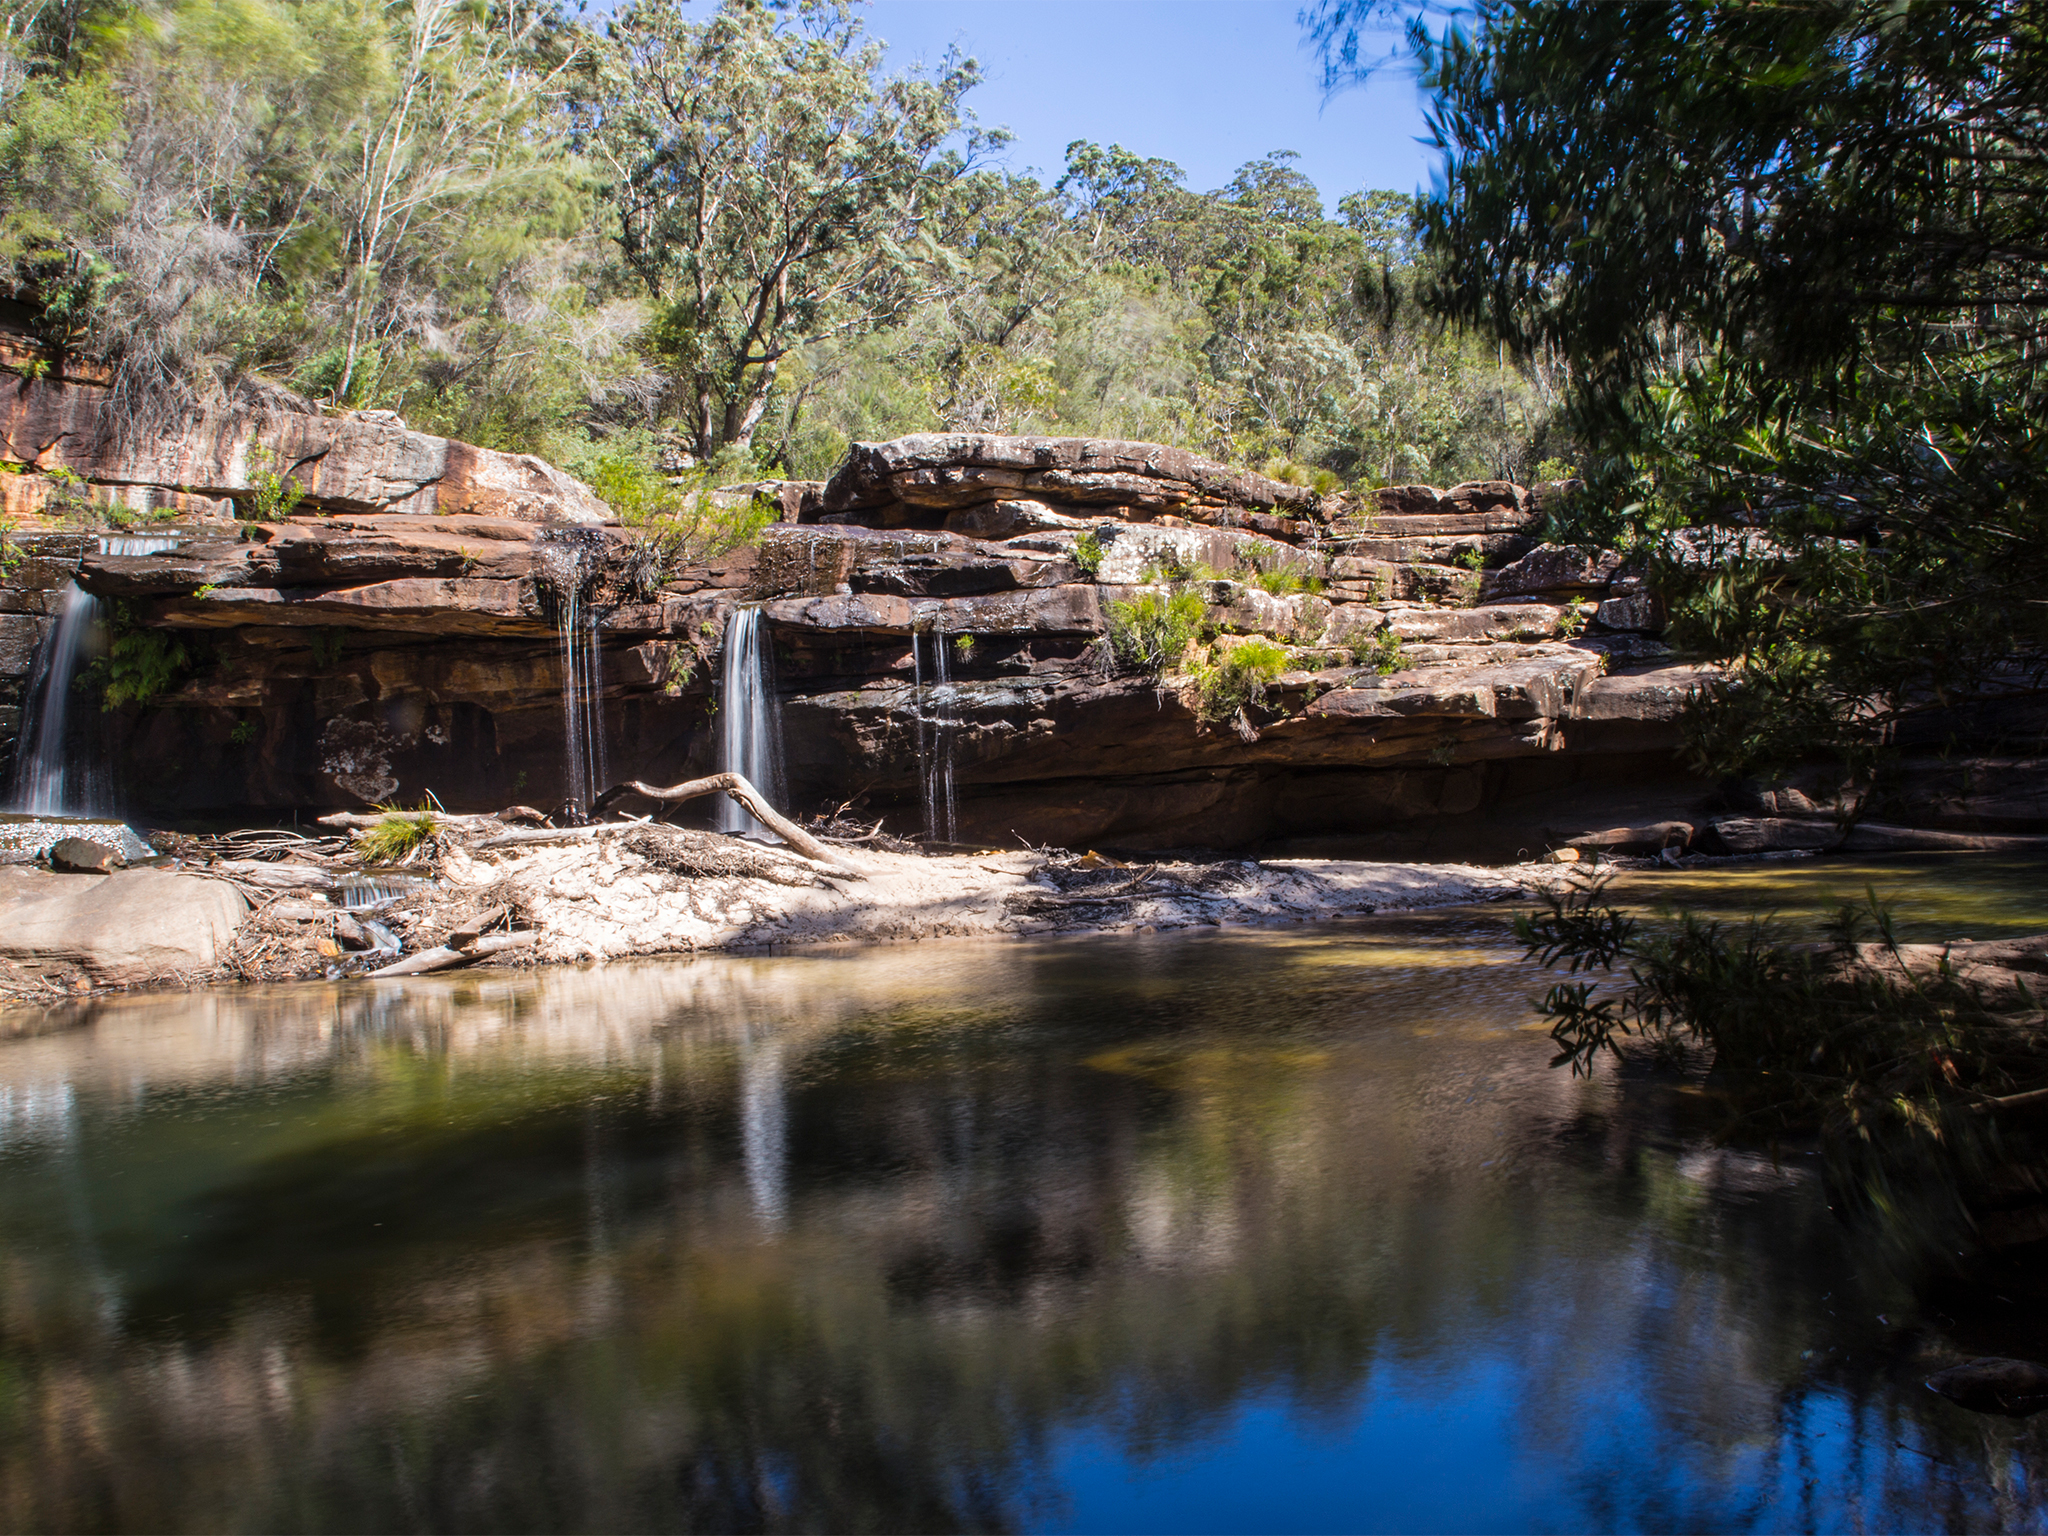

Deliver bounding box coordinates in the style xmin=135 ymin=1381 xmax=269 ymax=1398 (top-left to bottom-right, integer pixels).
xmin=1926 ymin=1358 xmax=2048 ymax=1417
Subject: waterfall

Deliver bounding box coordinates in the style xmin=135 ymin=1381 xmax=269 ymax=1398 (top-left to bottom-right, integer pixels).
xmin=716 ymin=606 xmax=785 ymax=839
xmin=8 ymin=533 xmax=179 ymax=816
xmin=538 ymin=531 xmax=608 ymax=820
xmin=912 ymin=613 xmax=958 ymax=845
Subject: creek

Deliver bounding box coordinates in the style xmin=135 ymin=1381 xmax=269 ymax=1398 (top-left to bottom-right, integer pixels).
xmin=2 ymin=855 xmax=2046 ymax=1532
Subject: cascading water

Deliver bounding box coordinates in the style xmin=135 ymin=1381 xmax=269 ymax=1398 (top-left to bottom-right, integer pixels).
xmin=911 ymin=612 xmax=958 ymax=845
xmin=716 ymin=606 xmax=786 ymax=839
xmin=537 ymin=531 xmax=608 ymax=820
xmin=8 ymin=533 xmax=179 ymax=815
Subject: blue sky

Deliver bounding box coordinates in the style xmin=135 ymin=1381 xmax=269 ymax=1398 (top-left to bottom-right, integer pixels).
xmin=865 ymin=1 xmax=1436 ymax=210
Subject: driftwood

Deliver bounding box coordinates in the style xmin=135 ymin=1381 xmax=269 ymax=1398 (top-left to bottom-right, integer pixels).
xmin=469 ymin=819 xmax=845 ymax=887
xmin=605 ymin=774 xmax=864 ymax=873
xmin=472 ymin=819 xmax=651 ymax=850
xmin=318 ymin=809 xmax=505 ymax=832
xmin=368 ymin=930 xmax=535 ymax=978
xmin=207 ymin=859 xmax=339 ymax=891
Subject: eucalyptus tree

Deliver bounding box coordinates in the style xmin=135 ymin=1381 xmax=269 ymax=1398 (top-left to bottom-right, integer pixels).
xmin=588 ymin=0 xmax=988 ymax=461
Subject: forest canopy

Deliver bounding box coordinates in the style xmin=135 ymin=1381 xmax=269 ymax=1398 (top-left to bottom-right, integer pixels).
xmin=0 ymin=0 xmax=1562 ymax=490
xmin=1313 ymin=0 xmax=2048 ymax=784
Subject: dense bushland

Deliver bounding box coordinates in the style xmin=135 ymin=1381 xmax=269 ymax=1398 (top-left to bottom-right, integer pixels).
xmin=0 ymin=0 xmax=1560 ymax=491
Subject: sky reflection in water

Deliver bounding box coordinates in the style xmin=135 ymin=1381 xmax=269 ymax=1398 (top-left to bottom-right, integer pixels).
xmin=3 ymin=858 xmax=2048 ymax=1532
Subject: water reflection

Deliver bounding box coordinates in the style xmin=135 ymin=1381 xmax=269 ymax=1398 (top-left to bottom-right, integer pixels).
xmin=0 ymin=919 xmax=2044 ymax=1532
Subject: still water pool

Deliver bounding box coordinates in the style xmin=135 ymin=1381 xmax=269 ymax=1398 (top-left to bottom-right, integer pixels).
xmin=3 ymin=855 xmax=2048 ymax=1532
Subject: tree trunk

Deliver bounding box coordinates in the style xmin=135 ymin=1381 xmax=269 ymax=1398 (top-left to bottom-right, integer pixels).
xmin=608 ymin=772 xmax=863 ymax=872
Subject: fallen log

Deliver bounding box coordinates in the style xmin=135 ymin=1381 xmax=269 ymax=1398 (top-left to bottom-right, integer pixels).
xmin=367 ymin=930 xmax=536 ymax=978
xmin=600 ymin=773 xmax=864 ymax=873
xmin=471 ymin=819 xmax=652 ymax=850
xmin=317 ymin=809 xmax=505 ymax=832
xmin=469 ymin=820 xmax=839 ymax=885
xmin=207 ymin=859 xmax=339 ymax=891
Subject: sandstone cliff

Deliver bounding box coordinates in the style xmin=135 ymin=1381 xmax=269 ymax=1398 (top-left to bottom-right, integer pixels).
xmin=4 ymin=399 xmax=2041 ymax=854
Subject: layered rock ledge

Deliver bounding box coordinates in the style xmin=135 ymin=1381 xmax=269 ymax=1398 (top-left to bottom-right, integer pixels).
xmin=5 ymin=416 xmax=2043 ymax=854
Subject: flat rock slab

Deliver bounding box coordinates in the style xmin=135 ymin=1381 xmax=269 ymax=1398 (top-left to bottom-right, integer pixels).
xmin=0 ymin=867 xmax=249 ymax=983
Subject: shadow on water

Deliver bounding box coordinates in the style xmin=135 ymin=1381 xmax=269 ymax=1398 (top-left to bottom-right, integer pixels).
xmin=2 ymin=870 xmax=2048 ymax=1532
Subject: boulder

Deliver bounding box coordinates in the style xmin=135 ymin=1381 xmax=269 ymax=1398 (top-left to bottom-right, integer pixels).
xmin=1595 ymin=588 xmax=1664 ymax=632
xmin=1926 ymin=1359 xmax=2048 ymax=1418
xmin=48 ymin=837 xmax=121 ymax=873
xmin=1439 ymin=480 xmax=1530 ymax=516
xmin=1482 ymin=543 xmax=1623 ymax=600
xmin=815 ymin=434 xmax=1321 ymax=531
xmin=1375 ymin=484 xmax=1444 ymax=516
xmin=0 ymin=867 xmax=248 ymax=983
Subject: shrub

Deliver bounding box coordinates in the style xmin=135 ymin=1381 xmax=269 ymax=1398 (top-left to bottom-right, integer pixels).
xmin=1559 ymin=598 xmax=1592 ymax=638
xmin=1072 ymin=530 xmax=1104 ymax=577
xmin=1351 ymin=629 xmax=1407 ymax=675
xmin=1515 ymin=881 xmax=2045 ymax=1254
xmin=244 ymin=446 xmax=307 ymax=522
xmin=1189 ymin=637 xmax=1289 ymax=724
xmin=1105 ymin=588 xmax=1207 ymax=674
xmin=1239 ymin=545 xmax=1324 ymax=595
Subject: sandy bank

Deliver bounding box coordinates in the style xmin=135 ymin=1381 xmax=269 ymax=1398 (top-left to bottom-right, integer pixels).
xmin=0 ymin=835 xmax=1579 ymax=999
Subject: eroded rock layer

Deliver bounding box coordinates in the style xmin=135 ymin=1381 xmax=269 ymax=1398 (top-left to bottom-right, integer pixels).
xmin=4 ymin=425 xmax=2041 ymax=855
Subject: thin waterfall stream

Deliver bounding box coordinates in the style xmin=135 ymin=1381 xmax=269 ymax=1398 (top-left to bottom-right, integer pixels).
xmin=537 ymin=530 xmax=609 ymax=819
xmin=716 ymin=606 xmax=785 ymax=839
xmin=8 ymin=533 xmax=180 ymax=816
xmin=911 ymin=612 xmax=958 ymax=844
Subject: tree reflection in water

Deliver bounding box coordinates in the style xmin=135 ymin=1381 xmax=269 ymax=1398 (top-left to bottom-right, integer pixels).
xmin=0 ymin=919 xmax=2044 ymax=1533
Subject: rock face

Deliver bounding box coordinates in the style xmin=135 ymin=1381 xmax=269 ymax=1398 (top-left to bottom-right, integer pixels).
xmin=0 ymin=367 xmax=607 ymax=523
xmin=4 ymin=423 xmax=2042 ymax=854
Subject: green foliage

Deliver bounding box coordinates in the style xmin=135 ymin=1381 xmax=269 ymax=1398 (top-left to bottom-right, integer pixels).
xmin=0 ymin=0 xmax=1565 ymax=497
xmin=228 ymin=718 xmax=258 ymax=746
xmin=243 ymin=447 xmax=306 ymax=522
xmin=952 ymin=633 xmax=975 ymax=659
xmin=1454 ymin=546 xmax=1485 ymax=572
xmin=1238 ymin=545 xmax=1323 ymax=595
xmin=1515 ymin=877 xmax=2045 ymax=1251
xmin=1260 ymin=457 xmax=1341 ymax=494
xmin=308 ymin=628 xmax=346 ymax=669
xmin=40 ymin=467 xmax=99 ymax=526
xmin=1557 ymin=599 xmax=1590 ymax=640
xmin=595 ymin=0 xmax=990 ymax=461
xmin=1104 ymin=588 xmax=1208 ymax=675
xmin=1071 ymin=530 xmax=1104 ymax=577
xmin=358 ymin=805 xmax=439 ymax=865
xmin=92 ymin=606 xmax=192 ymax=709
xmin=1382 ymin=0 xmax=2048 ymax=783
xmin=1351 ymin=629 xmax=1406 ymax=675
xmin=1188 ymin=637 xmax=1289 ymax=724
